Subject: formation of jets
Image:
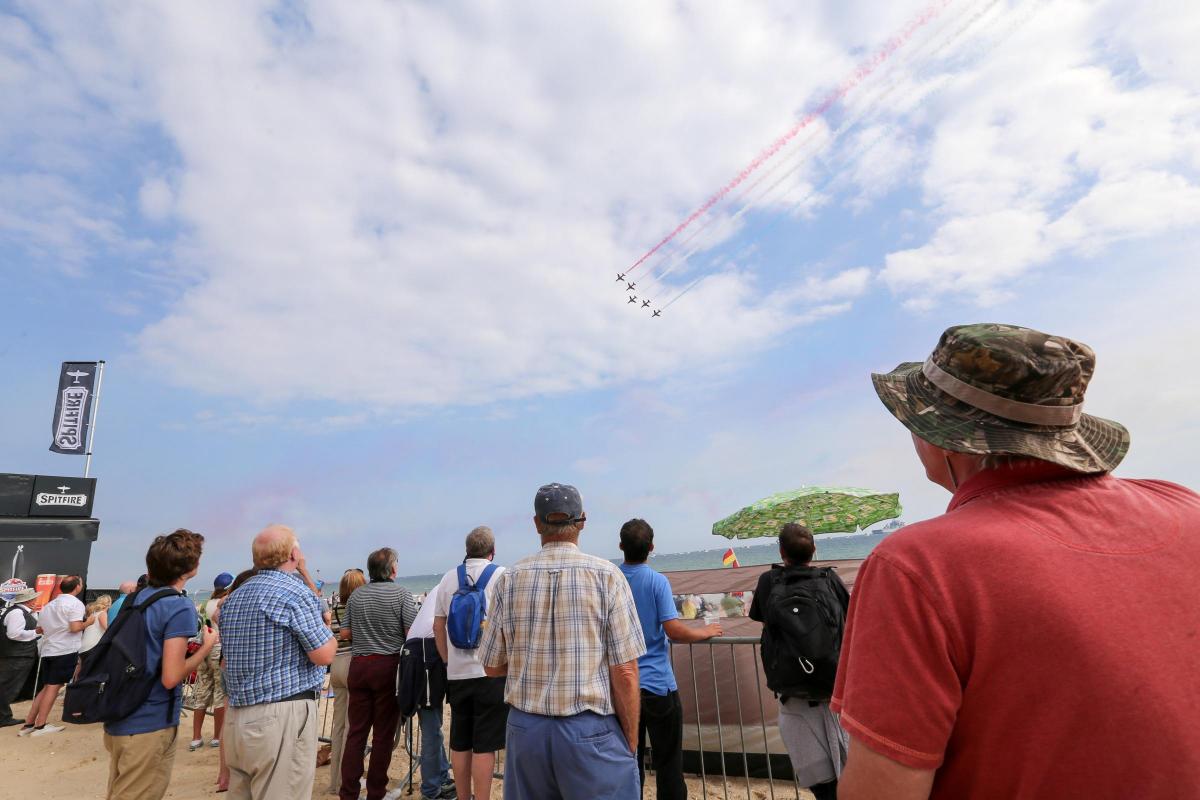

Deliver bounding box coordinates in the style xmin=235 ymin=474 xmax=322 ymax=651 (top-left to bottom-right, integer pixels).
xmin=616 ymin=273 xmax=660 ymax=317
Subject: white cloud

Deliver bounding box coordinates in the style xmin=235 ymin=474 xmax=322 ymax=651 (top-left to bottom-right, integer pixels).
xmin=138 ymin=177 xmax=173 ymax=221
xmin=877 ymin=0 xmax=1200 ymax=305
xmin=5 ymin=0 xmax=901 ymax=409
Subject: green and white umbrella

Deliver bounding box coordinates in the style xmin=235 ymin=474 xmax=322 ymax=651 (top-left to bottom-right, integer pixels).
xmin=713 ymin=486 xmax=901 ymax=539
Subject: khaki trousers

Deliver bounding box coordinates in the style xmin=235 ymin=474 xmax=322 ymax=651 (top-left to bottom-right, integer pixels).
xmin=226 ymin=699 xmax=318 ymax=800
xmin=104 ymin=726 xmax=178 ymax=800
xmin=327 ymin=651 xmax=352 ymax=794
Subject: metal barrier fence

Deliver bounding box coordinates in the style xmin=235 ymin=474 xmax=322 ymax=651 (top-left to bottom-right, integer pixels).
xmin=215 ymin=638 xmax=810 ymax=799
xmin=670 ymin=636 xmax=812 ymax=800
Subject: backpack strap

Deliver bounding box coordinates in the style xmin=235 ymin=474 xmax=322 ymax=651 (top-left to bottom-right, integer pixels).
xmin=475 ymin=564 xmax=498 ymax=592
xmin=457 ymin=564 xmax=469 ymax=590
xmin=132 ymin=588 xmax=184 ymax=610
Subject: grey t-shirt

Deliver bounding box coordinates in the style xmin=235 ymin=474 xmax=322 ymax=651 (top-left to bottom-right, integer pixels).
xmin=344 ymin=581 xmax=416 ymax=656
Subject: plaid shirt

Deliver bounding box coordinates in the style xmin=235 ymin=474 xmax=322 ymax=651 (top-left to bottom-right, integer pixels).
xmin=480 ymin=542 xmax=645 ymax=716
xmin=219 ymin=569 xmax=332 ymax=707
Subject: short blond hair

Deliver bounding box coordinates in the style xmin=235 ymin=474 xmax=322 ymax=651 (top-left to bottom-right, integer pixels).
xmin=253 ymin=524 xmax=296 ymax=569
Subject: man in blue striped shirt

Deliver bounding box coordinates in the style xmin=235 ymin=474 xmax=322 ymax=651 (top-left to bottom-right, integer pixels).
xmin=220 ymin=524 xmax=336 ymax=800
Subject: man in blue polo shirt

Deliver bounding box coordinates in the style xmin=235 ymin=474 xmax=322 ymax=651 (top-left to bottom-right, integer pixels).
xmin=618 ymin=519 xmax=722 ymax=800
xmin=103 ymin=529 xmax=217 ymax=799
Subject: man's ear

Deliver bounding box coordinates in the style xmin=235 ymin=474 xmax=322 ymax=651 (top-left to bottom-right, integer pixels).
xmin=619 ymin=541 xmax=625 ymax=553
xmin=649 ymin=542 xmax=655 ymax=554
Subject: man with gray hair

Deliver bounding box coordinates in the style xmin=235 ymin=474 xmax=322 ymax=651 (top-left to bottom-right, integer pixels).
xmin=434 ymin=526 xmax=506 ymax=800
xmin=339 ymin=546 xmax=417 ymax=800
xmin=220 ymin=524 xmax=336 ymax=800
xmin=481 ymin=484 xmax=645 ymax=799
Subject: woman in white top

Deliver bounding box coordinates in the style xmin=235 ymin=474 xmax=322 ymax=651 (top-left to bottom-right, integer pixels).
xmin=79 ymin=595 xmax=111 ymax=652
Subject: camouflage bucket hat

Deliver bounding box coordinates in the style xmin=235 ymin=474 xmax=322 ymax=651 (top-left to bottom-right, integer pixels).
xmin=872 ymin=323 xmax=1130 ymax=473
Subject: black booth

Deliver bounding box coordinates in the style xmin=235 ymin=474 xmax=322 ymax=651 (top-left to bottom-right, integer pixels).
xmin=0 ymin=472 xmax=99 ymax=591
xmin=0 ymin=472 xmax=99 ymax=704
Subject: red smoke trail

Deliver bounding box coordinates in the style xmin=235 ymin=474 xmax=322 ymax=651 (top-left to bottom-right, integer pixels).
xmin=625 ymin=0 xmax=953 ymax=276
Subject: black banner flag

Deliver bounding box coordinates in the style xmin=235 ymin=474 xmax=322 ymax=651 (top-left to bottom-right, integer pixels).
xmin=49 ymin=362 xmax=98 ymax=455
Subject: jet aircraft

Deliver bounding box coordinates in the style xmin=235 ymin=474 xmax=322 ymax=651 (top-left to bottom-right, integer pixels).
xmin=627 ymin=295 xmax=638 ymax=304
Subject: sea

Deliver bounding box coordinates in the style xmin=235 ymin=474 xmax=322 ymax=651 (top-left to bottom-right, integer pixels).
xmin=179 ymin=526 xmax=901 ymax=605
xmin=391 ymin=526 xmax=899 ymax=594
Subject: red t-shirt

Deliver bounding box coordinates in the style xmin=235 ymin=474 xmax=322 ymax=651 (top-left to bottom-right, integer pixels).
xmin=832 ymin=463 xmax=1200 ymax=799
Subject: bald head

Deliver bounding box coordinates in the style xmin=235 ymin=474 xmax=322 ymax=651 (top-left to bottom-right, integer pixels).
xmin=118 ymin=580 xmax=137 ymax=594
xmin=252 ymin=524 xmax=298 ymax=570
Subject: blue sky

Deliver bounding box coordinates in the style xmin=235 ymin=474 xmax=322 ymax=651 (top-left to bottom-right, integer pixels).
xmin=2 ymin=0 xmax=1199 ymax=586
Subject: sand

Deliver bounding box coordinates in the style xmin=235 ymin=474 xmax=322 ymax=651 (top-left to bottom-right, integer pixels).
xmin=4 ymin=698 xmax=812 ymax=800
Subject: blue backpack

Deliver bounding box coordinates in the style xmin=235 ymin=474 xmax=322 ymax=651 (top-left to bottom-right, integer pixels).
xmin=446 ymin=563 xmax=498 ymax=650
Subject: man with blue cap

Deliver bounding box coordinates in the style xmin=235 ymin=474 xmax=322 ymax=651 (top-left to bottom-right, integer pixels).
xmin=189 ymin=571 xmax=234 ymax=750
xmin=480 ymin=483 xmax=646 ymax=800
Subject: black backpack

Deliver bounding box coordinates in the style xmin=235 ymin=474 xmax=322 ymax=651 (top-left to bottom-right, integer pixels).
xmin=760 ymin=565 xmax=847 ymax=701
xmin=63 ymin=588 xmax=183 ymax=725
xmin=396 ymin=637 xmax=447 ymax=719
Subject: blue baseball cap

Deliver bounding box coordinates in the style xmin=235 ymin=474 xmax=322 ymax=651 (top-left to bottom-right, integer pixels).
xmin=534 ymin=483 xmax=584 ymax=526
xmin=213 ymin=572 xmax=234 ymax=589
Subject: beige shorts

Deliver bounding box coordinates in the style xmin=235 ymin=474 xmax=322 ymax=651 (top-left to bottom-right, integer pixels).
xmin=191 ymin=648 xmax=225 ymax=710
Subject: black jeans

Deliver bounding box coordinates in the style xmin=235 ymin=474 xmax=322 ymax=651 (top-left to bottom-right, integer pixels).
xmin=638 ymin=689 xmax=687 ymax=800
xmin=0 ymin=657 xmax=35 ymax=722
xmin=810 ymin=780 xmax=838 ymax=800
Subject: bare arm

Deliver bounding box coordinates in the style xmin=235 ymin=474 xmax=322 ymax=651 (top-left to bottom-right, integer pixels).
xmin=337 ymin=626 xmax=351 ymax=642
xmin=483 ymin=662 xmax=507 ymax=678
xmin=433 ymin=617 xmax=449 ymax=663
xmin=306 ymin=636 xmax=338 ymax=667
xmin=662 ymin=618 xmax=722 ymax=643
xmin=837 ymin=736 xmax=935 ymax=800
xmin=161 ymin=629 xmax=216 ymax=689
xmin=68 ymin=615 xmax=92 ymax=633
xmin=609 ymin=659 xmax=640 ymax=755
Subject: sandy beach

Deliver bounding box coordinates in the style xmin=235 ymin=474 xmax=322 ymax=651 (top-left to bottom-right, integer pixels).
xmin=5 ymin=698 xmax=813 ymax=800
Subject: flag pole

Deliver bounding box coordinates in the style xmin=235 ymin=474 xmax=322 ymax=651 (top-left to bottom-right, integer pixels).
xmin=83 ymin=360 xmax=106 ymax=479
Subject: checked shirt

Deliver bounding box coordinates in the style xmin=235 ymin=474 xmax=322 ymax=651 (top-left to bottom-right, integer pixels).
xmin=480 ymin=541 xmax=645 ymax=717
xmin=219 ymin=569 xmax=332 ymax=707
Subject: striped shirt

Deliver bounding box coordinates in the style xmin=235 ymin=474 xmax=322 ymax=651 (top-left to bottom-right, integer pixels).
xmin=220 ymin=569 xmax=332 ymax=707
xmin=479 ymin=542 xmax=646 ymax=717
xmin=345 ymin=580 xmax=416 ymax=656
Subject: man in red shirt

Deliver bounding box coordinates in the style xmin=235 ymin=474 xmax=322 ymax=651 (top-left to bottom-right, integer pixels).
xmin=834 ymin=323 xmax=1200 ymax=800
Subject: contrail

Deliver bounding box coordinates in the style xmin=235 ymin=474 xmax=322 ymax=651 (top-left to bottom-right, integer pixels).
xmin=623 ymin=0 xmax=954 ymax=278
xmin=639 ymin=0 xmax=1001 ymax=297
xmin=656 ymin=0 xmax=1044 ymax=313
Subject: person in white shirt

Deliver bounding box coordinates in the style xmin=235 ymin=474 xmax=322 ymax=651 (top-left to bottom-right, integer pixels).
xmin=407 ymin=584 xmax=454 ymax=799
xmin=21 ymin=575 xmax=96 ymax=736
xmin=1 ymin=587 xmax=43 ymax=727
xmin=433 ymin=526 xmax=507 ymax=800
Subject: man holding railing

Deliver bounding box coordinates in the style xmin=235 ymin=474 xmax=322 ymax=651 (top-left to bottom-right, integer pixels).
xmin=617 ymin=518 xmax=722 ymax=800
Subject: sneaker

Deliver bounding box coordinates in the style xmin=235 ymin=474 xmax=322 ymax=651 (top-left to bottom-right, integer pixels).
xmin=32 ymin=724 xmax=64 ymax=737
xmin=210 ymin=738 xmax=221 ymax=748
xmin=436 ymin=785 xmax=457 ymax=799
xmin=17 ymin=724 xmax=36 ymax=736
xmin=189 ymin=739 xmax=205 ymax=751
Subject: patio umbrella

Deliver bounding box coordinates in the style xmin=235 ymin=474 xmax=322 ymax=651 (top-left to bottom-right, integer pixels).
xmin=712 ymin=486 xmax=901 ymax=539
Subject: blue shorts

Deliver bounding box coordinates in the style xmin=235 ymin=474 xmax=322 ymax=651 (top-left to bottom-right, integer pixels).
xmin=504 ymin=708 xmax=639 ymax=800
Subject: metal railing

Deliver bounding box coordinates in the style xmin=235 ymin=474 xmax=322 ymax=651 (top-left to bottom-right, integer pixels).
xmin=670 ymin=636 xmax=811 ymax=800
xmin=300 ymin=638 xmax=808 ymax=799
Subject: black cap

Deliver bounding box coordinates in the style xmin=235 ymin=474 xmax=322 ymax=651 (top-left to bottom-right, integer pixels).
xmin=535 ymin=483 xmax=584 ymax=526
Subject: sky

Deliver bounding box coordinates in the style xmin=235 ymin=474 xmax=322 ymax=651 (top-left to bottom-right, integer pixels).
xmin=2 ymin=0 xmax=1198 ymax=587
